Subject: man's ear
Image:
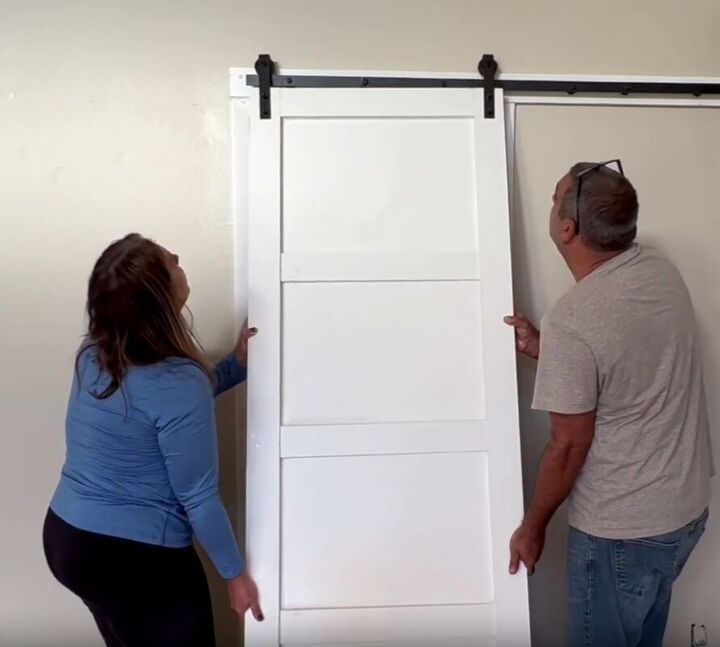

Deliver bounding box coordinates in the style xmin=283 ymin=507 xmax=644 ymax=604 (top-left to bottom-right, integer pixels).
xmin=559 ymin=215 xmax=578 ymax=244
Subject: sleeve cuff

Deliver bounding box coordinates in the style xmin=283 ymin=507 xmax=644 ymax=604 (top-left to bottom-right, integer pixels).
xmin=214 ymin=354 xmax=248 ymax=396
xmin=219 ymin=555 xmax=245 ymax=580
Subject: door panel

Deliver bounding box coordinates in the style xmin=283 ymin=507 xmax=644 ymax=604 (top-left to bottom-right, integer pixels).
xmin=281 ymin=452 xmax=493 ymax=608
xmin=282 ymin=117 xmax=478 ymax=254
xmin=282 ymin=281 xmax=485 ymax=425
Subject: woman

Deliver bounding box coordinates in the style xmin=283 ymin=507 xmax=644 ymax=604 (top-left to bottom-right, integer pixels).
xmin=43 ymin=233 xmax=262 ymax=646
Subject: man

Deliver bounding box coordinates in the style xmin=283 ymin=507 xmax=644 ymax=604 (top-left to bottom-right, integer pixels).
xmin=505 ymin=161 xmax=713 ymax=647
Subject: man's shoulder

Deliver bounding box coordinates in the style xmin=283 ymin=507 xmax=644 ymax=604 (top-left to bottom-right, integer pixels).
xmin=602 ymin=244 xmax=689 ymax=303
xmin=542 ymin=285 xmax=586 ymax=336
xmin=544 ymin=245 xmax=692 ymax=349
xmin=632 ymin=243 xmax=677 ymax=269
xmin=610 ymin=244 xmax=683 ymax=281
xmin=547 ymin=246 xmax=682 ymax=320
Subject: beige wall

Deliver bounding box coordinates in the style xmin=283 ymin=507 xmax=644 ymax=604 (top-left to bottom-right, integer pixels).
xmin=1 ymin=1 xmax=718 ymax=645
xmin=512 ymin=105 xmax=720 ymax=647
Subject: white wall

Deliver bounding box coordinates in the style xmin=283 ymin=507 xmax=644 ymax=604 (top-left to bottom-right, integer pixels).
xmin=1 ymin=2 xmax=718 ymax=645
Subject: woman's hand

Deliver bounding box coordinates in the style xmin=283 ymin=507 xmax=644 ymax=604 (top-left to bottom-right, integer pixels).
xmin=233 ymin=319 xmax=258 ymax=367
xmin=227 ymin=572 xmax=264 ymax=621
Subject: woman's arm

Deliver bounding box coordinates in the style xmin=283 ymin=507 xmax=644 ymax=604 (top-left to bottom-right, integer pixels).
xmin=214 ymin=321 xmax=257 ymax=397
xmin=156 ymin=366 xmax=244 ymax=578
xmin=156 ymin=366 xmax=263 ymax=620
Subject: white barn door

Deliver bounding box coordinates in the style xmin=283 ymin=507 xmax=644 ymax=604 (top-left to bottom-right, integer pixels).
xmin=243 ymin=82 xmax=529 ymax=647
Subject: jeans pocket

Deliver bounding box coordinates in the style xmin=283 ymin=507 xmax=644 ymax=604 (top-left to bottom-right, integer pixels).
xmin=614 ymin=537 xmax=680 ymax=597
xmin=676 ymin=510 xmax=708 ymax=573
xmin=690 ymin=508 xmax=709 ymax=535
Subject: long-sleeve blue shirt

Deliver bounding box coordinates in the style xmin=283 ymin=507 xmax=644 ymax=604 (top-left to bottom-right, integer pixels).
xmin=50 ymin=348 xmax=246 ymax=579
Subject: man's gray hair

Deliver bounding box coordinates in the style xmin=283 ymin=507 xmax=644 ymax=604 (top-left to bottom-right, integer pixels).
xmin=560 ymin=163 xmax=639 ymax=252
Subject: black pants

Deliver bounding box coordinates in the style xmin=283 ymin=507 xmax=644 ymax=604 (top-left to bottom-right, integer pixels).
xmin=43 ymin=509 xmax=216 ymax=647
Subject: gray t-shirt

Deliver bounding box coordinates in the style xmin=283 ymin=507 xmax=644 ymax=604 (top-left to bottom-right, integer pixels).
xmin=533 ymin=244 xmax=713 ymax=539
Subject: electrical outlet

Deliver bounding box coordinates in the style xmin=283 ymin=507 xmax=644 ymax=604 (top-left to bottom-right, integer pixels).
xmin=691 ymin=623 xmax=707 ymax=647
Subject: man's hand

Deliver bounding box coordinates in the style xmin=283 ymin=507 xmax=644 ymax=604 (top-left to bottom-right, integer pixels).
xmin=233 ymin=319 xmax=258 ymax=367
xmin=504 ymin=314 xmax=540 ymax=359
xmin=509 ymin=522 xmax=546 ymax=576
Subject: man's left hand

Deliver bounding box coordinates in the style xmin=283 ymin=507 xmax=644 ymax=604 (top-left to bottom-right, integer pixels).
xmin=509 ymin=522 xmax=545 ymax=576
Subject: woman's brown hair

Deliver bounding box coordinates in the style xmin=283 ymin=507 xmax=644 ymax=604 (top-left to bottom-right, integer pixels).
xmin=78 ymin=233 xmax=211 ymax=398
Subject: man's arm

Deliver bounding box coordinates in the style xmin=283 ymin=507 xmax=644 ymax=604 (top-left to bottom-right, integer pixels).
xmin=509 ymin=410 xmax=595 ymax=575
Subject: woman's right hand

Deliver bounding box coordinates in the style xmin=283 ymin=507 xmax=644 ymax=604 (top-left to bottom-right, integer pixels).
xmin=227 ymin=572 xmax=264 ymax=621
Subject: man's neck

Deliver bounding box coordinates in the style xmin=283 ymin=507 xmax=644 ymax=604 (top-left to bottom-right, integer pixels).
xmin=565 ymin=246 xmax=631 ymax=282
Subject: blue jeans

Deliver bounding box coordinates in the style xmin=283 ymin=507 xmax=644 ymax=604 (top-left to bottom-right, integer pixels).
xmin=567 ymin=510 xmax=708 ymax=647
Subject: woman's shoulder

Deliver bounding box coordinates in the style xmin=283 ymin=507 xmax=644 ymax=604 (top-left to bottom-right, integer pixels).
xmin=134 ymin=360 xmax=214 ymax=425
xmin=74 ymin=343 xmax=211 ymax=399
xmin=131 ymin=357 xmax=212 ymax=394
xmin=124 ymin=358 xmax=213 ymax=425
